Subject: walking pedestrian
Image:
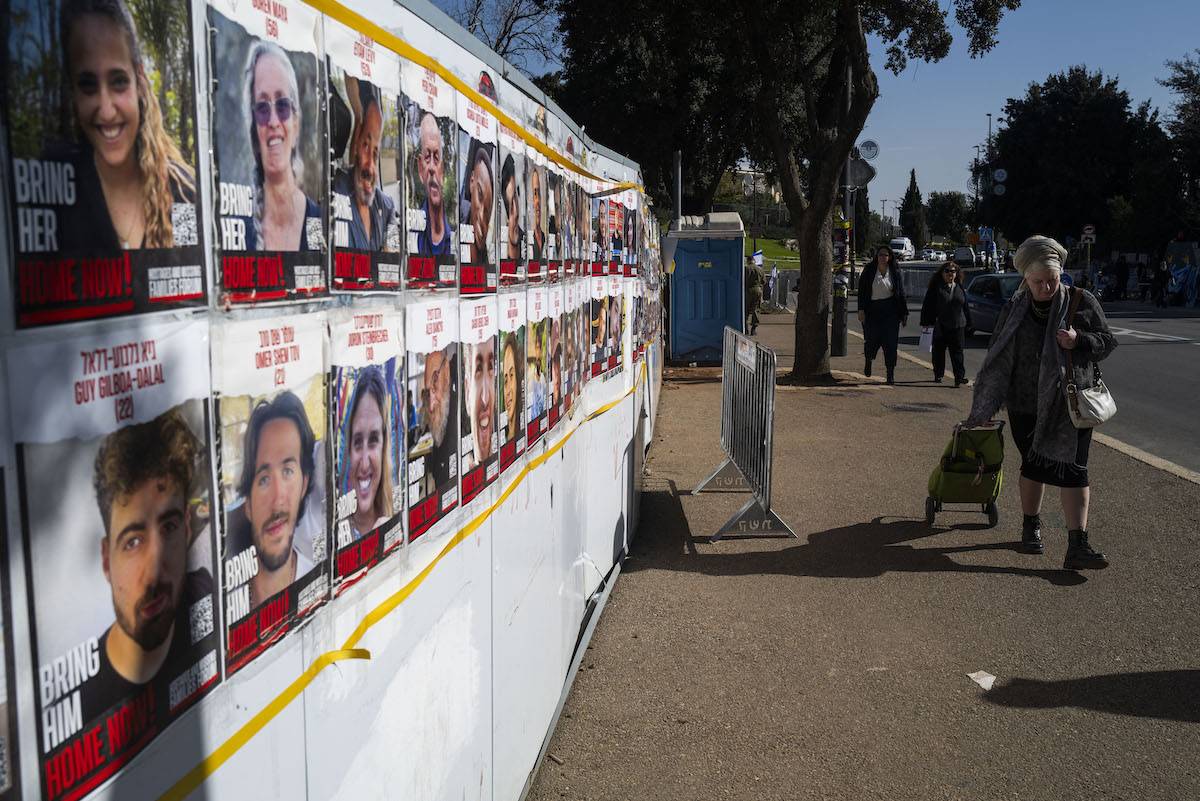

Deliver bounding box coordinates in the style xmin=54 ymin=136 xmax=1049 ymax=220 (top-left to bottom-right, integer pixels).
xmin=966 ymin=235 xmax=1118 ymax=570
xmin=857 ymin=245 xmax=908 ymax=384
xmin=919 ymin=263 xmax=969 ymax=386
xmin=1153 ymin=259 xmax=1169 ymax=307
xmin=745 ymin=257 xmax=763 ymax=334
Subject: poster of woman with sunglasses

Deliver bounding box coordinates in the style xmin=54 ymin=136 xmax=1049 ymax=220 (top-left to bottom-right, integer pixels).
xmin=4 ymin=0 xmax=206 ymax=327
xmin=208 ymin=0 xmax=328 ymax=304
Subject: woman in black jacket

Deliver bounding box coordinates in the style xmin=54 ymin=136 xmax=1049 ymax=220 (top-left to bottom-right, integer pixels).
xmin=857 ymin=245 xmax=908 ymax=384
xmin=919 ymin=263 xmax=970 ymax=385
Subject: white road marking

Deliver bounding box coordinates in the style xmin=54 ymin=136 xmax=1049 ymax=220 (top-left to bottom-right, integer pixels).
xmin=1108 ymin=326 xmax=1193 ymax=343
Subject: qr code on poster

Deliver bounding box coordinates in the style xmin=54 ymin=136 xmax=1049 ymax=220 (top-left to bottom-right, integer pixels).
xmin=189 ymin=594 xmax=214 ymax=644
xmin=172 ymin=202 xmax=198 ymax=246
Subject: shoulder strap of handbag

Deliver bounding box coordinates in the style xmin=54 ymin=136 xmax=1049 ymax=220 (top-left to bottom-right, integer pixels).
xmin=1065 ymin=287 xmax=1082 ymax=378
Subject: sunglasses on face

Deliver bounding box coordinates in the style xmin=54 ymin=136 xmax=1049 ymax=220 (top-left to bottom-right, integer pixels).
xmin=943 ymin=267 xmax=957 ymax=273
xmin=252 ymin=97 xmax=296 ymax=127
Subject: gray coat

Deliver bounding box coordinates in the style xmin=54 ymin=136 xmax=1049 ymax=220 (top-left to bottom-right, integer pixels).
xmin=968 ymin=285 xmax=1117 ymax=465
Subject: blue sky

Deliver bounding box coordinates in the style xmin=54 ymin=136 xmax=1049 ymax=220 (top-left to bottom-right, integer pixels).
xmin=864 ymin=0 xmax=1198 ymax=224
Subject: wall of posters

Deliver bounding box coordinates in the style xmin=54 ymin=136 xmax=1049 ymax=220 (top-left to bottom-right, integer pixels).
xmin=546 ymin=286 xmax=565 ymax=432
xmin=562 ymin=281 xmax=579 ymax=414
xmin=208 ymin=0 xmax=328 ymax=304
xmin=330 ymin=306 xmax=405 ymax=592
xmin=7 ymin=317 xmax=219 ymax=801
xmin=459 ymin=297 xmax=498 ymax=503
xmin=326 ymin=17 xmax=402 ymax=291
xmin=401 ymin=63 xmax=458 ymax=290
xmin=405 ymin=298 xmax=459 ymax=539
xmin=525 ymin=286 xmax=549 ymax=446
xmin=497 ymin=124 xmax=527 ymax=287
xmin=497 ymin=291 xmax=526 ymax=475
xmin=545 ymin=168 xmax=562 ymax=282
xmin=214 ymin=313 xmax=328 ymax=676
xmin=456 ymin=75 xmax=499 ymax=295
xmin=4 ymin=0 xmax=206 ymax=326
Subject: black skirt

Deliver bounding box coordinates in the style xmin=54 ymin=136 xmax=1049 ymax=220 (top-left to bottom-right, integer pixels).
xmin=1008 ymin=411 xmax=1092 ymax=488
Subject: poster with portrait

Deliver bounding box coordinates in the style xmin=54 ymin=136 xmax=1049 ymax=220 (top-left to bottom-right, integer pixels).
xmin=630 ymin=278 xmax=645 ymax=364
xmin=624 ymin=190 xmax=639 ymax=277
xmin=327 ymin=17 xmax=402 ymax=291
xmin=401 ymin=63 xmax=458 ymax=290
xmin=589 ymin=276 xmax=609 ymax=378
xmin=525 ymin=286 xmax=549 ymax=446
xmin=458 ymin=297 xmax=498 ymax=503
xmin=527 ymin=150 xmax=548 ymax=283
xmin=546 ymin=286 xmax=565 ymax=431
xmin=497 ymin=291 xmax=526 ymax=474
xmin=568 ymin=278 xmax=586 ymax=400
xmin=330 ymin=307 xmax=404 ymax=593
xmin=209 ymin=0 xmax=328 ymax=304
xmin=456 ymin=75 xmax=499 ymax=295
xmin=562 ymin=281 xmax=578 ymax=414
xmin=8 ymin=318 xmax=219 ymax=801
xmin=561 ymin=175 xmax=579 ymax=277
xmin=590 ymin=193 xmax=607 ymax=277
xmin=607 ymin=274 xmax=625 ymax=376
xmin=607 ymin=197 xmax=625 ymax=276
xmin=405 ymin=299 xmax=459 ymax=540
xmin=497 ymin=123 xmax=526 ymax=287
xmin=214 ymin=313 xmax=328 ymax=676
xmin=4 ymin=0 xmax=206 ymax=327
xmin=545 ymin=166 xmax=562 ymax=282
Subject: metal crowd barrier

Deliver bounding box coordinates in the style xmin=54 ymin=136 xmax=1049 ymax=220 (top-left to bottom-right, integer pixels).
xmin=693 ymin=326 xmax=796 ymax=541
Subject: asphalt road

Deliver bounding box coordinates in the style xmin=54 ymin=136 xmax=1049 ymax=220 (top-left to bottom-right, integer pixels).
xmin=892 ymin=264 xmax=1200 ymax=474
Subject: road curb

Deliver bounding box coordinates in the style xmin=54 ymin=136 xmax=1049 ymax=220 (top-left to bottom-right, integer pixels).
xmin=848 ymin=329 xmax=1200 ymax=486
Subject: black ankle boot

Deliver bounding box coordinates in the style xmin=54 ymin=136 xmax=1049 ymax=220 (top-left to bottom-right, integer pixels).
xmin=864 ymin=358 xmax=872 ymax=377
xmin=1020 ymin=514 xmax=1044 ymax=554
xmin=885 ymin=368 xmax=895 ymax=385
xmin=1064 ymin=529 xmax=1109 ymax=570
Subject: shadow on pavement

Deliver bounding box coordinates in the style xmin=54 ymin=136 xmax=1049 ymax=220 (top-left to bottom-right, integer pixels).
xmin=983 ymin=670 xmax=1200 ymax=723
xmin=629 ymin=486 xmax=1086 ymax=587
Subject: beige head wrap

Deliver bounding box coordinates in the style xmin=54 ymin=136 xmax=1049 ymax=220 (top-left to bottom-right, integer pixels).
xmin=1014 ymin=235 xmax=1067 ymax=276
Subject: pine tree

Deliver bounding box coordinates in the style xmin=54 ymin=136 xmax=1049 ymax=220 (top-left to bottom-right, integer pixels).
xmin=898 ymin=169 xmax=930 ymax=251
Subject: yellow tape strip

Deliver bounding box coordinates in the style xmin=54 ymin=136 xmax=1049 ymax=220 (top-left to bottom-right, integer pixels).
xmin=159 ymin=359 xmax=649 ymax=800
xmin=304 ymin=0 xmax=643 ymax=193
xmin=158 ymin=648 xmax=370 ymax=801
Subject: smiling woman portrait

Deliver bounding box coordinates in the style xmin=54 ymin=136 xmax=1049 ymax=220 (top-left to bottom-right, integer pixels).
xmin=342 ymin=366 xmax=394 ymax=540
xmin=59 ymin=0 xmax=196 ymax=252
xmin=243 ymin=40 xmax=321 ymax=251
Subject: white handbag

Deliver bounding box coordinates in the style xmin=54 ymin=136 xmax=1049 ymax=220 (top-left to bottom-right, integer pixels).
xmin=919 ymin=327 xmax=934 ymax=353
xmin=1064 ymin=289 xmax=1116 ymax=428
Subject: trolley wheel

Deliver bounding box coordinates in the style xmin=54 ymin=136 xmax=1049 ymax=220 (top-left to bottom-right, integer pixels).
xmin=985 ymin=501 xmax=999 ymax=528
xmin=925 ymin=496 xmax=937 ymax=524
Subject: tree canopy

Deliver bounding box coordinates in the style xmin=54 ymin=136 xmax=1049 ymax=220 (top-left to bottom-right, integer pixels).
xmin=1159 ymin=49 xmax=1200 ymax=235
xmin=926 ymin=191 xmax=971 ymax=241
xmin=898 ymin=169 xmax=930 ymax=250
xmin=987 ymin=66 xmax=1181 ymax=254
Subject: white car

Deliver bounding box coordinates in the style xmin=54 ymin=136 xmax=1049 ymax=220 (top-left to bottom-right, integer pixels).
xmin=933 ymin=250 xmax=946 ymax=261
xmin=920 ymin=248 xmax=937 ymax=261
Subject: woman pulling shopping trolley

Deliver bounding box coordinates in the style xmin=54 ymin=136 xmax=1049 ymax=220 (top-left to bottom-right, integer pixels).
xmin=965 ymin=235 xmax=1117 ymax=571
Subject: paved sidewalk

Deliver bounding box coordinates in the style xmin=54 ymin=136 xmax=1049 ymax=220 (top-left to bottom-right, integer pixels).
xmin=529 ymin=313 xmax=1200 ymax=801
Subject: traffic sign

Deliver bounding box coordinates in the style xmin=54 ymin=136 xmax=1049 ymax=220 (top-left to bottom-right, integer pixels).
xmin=848 ymin=157 xmax=876 ymax=187
xmin=1083 ymin=224 xmax=1096 ymax=235
xmin=993 ymin=168 xmax=1008 ymax=183
xmin=858 ymin=140 xmax=879 ymax=161
xmin=993 ymin=184 xmax=1006 ymax=196
xmin=1081 ymin=233 xmax=1096 ymax=244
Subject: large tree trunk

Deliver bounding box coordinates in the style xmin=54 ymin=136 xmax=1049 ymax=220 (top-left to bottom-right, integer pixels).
xmin=792 ymin=209 xmax=833 ymax=378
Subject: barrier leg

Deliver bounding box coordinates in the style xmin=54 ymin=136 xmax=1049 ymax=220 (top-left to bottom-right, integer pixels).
xmin=692 ymin=458 xmax=750 ymax=494
xmin=709 ymin=497 xmax=797 ymax=543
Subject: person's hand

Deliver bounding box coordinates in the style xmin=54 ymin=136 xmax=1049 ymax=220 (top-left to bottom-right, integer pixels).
xmin=857 ymin=310 xmax=865 ymax=324
xmin=1056 ymin=326 xmax=1079 ymax=350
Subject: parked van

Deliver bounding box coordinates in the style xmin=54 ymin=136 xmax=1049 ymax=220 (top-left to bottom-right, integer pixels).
xmin=888 ymin=237 xmax=915 ymax=260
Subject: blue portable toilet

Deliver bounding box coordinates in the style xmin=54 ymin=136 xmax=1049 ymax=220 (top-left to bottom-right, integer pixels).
xmin=665 ymin=213 xmax=746 ymax=363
